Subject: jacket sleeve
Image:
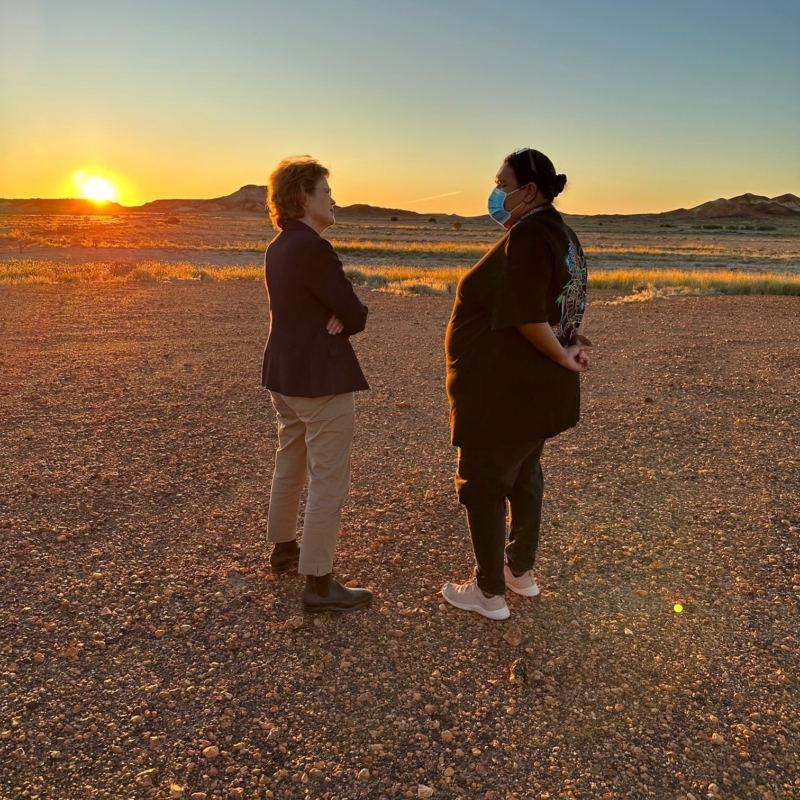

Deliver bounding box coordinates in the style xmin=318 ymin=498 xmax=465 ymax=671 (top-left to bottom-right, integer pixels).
xmin=303 ymin=238 xmax=369 ymax=335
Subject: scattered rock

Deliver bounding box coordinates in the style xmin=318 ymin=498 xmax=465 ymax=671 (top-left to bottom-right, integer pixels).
xmin=135 ymin=768 xmax=157 ymax=787
xmin=503 ymin=624 xmax=523 ymax=647
xmin=509 ymin=658 xmax=527 ymax=684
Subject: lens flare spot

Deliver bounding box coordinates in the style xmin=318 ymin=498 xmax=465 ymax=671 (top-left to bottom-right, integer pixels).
xmin=673 ymin=603 xmax=683 ymax=613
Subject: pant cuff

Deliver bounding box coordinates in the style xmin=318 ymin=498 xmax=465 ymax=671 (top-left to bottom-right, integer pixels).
xmin=299 ymin=562 xmax=334 ymax=577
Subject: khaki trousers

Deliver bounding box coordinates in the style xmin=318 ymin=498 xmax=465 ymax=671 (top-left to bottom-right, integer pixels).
xmin=267 ymin=391 xmax=355 ymax=576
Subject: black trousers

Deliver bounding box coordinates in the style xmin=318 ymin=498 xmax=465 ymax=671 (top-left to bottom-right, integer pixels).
xmin=455 ymin=439 xmax=545 ymax=596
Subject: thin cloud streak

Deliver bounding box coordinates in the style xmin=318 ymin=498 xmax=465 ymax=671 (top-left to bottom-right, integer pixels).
xmin=407 ymin=191 xmax=461 ymax=204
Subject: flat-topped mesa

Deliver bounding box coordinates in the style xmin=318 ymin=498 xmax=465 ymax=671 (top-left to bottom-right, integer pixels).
xmin=661 ymin=193 xmax=800 ymax=219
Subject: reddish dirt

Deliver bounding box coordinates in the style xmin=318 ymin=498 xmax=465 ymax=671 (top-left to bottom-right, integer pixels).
xmin=1 ymin=282 xmax=798 ymax=800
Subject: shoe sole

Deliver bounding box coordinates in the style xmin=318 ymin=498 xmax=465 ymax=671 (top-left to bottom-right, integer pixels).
xmin=442 ymin=593 xmax=510 ymax=620
xmin=301 ymin=596 xmax=372 ymax=613
xmin=507 ymin=584 xmax=540 ymax=597
xmin=270 ymin=558 xmax=300 ymax=575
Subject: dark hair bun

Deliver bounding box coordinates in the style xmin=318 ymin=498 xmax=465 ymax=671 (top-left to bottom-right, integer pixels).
xmin=552 ymin=174 xmax=567 ymax=198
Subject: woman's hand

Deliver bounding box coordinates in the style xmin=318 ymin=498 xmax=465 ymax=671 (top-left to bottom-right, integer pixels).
xmin=327 ymin=314 xmax=344 ymax=335
xmin=560 ymin=343 xmax=592 ymax=372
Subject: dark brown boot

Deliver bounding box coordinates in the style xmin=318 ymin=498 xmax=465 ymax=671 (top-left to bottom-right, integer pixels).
xmin=301 ymin=574 xmax=372 ymax=612
xmin=269 ymin=540 xmax=299 ymax=574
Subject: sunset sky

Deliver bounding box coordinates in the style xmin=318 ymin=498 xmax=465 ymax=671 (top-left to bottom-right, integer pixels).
xmin=1 ymin=0 xmax=798 ymax=215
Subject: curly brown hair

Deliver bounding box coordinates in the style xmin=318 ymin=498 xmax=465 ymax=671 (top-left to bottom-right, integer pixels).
xmin=267 ymin=156 xmax=330 ymax=230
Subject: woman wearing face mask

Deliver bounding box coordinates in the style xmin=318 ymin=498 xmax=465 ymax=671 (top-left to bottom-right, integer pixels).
xmin=441 ymin=148 xmax=591 ymax=620
xmin=262 ymin=156 xmax=372 ymax=613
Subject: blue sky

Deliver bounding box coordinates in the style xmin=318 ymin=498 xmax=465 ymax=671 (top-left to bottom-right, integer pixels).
xmin=1 ymin=0 xmax=798 ymax=213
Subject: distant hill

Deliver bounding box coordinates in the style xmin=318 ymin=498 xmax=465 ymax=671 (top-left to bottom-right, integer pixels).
xmin=1 ymin=187 xmax=798 ymax=219
xmin=0 ymin=198 xmax=126 ymax=215
xmin=662 ymin=193 xmax=800 ymax=219
xmin=138 ymin=185 xmax=267 ymax=214
xmin=137 ymin=187 xmax=430 ymax=218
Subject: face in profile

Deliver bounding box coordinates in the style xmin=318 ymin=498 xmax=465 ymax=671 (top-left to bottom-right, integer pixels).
xmin=304 ymin=178 xmax=336 ymax=230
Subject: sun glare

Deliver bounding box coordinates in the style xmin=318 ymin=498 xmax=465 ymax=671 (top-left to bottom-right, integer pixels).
xmin=74 ymin=171 xmax=117 ymax=204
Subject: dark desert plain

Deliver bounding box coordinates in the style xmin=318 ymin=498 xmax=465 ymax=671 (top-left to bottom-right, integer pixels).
xmin=1 ymin=205 xmax=799 ymax=800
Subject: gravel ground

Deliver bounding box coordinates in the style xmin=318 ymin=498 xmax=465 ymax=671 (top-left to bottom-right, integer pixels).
xmin=0 ymin=283 xmax=798 ymax=800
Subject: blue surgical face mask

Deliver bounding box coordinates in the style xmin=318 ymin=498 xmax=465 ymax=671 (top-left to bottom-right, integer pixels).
xmin=487 ymin=186 xmax=526 ymax=225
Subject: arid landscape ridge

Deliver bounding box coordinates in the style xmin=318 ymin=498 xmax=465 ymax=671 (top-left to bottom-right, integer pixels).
xmin=1 ymin=185 xmax=798 ymax=220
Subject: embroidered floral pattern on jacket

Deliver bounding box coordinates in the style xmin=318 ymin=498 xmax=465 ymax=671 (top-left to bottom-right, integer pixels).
xmin=553 ymin=241 xmax=587 ymax=345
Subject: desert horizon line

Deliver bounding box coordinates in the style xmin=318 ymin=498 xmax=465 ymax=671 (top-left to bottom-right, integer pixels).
xmin=1 ymin=187 xmax=799 ymax=220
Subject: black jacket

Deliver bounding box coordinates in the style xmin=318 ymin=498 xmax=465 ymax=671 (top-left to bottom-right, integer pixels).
xmin=261 ymin=219 xmax=369 ymax=397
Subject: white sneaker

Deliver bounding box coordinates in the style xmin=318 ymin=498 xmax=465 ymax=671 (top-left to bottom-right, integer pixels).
xmin=504 ymin=565 xmax=540 ymax=597
xmin=441 ymin=577 xmax=510 ymax=620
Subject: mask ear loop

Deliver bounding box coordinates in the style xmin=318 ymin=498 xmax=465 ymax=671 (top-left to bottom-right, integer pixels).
xmin=514 ymin=183 xmax=538 ymax=213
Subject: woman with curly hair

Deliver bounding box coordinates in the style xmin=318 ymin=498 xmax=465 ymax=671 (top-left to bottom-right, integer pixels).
xmin=262 ymin=156 xmax=372 ymax=613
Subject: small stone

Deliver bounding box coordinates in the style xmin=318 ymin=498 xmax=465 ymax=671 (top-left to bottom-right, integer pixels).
xmin=707 ymin=783 xmax=720 ymax=795
xmin=345 ymin=580 xmax=360 ymax=588
xmin=135 ymin=768 xmax=157 ymax=787
xmin=33 ymin=653 xmax=45 ymax=664
xmin=282 ymin=616 xmax=303 ymax=631
xmin=203 ymin=745 xmax=220 ymax=759
xmin=92 ymin=572 xmax=103 ymax=580
xmin=441 ymin=729 xmax=453 ymax=743
xmin=710 ymin=732 xmax=725 ymax=745
xmin=228 ymin=789 xmax=244 ymax=799
xmin=357 ymin=768 xmax=370 ymax=781
xmin=170 ymin=785 xmax=185 ymax=799
xmin=509 ymin=658 xmax=526 ymax=684
xmin=503 ymin=624 xmax=523 ymax=647
xmin=390 ymin=629 xmax=404 ymax=638
xmin=418 ymin=785 xmax=434 ymax=799
xmin=154 ymin=629 xmax=166 ymax=639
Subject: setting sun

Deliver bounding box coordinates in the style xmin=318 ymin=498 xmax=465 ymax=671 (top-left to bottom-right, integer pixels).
xmin=73 ymin=171 xmax=117 ymax=204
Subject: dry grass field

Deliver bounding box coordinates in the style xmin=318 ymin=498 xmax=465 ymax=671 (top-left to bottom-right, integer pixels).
xmin=0 ymin=213 xmax=799 ymax=799
xmin=1 ymin=212 xmax=799 ymax=293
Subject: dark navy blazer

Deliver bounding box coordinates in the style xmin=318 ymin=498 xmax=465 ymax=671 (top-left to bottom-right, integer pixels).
xmin=261 ymin=219 xmax=369 ymax=397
